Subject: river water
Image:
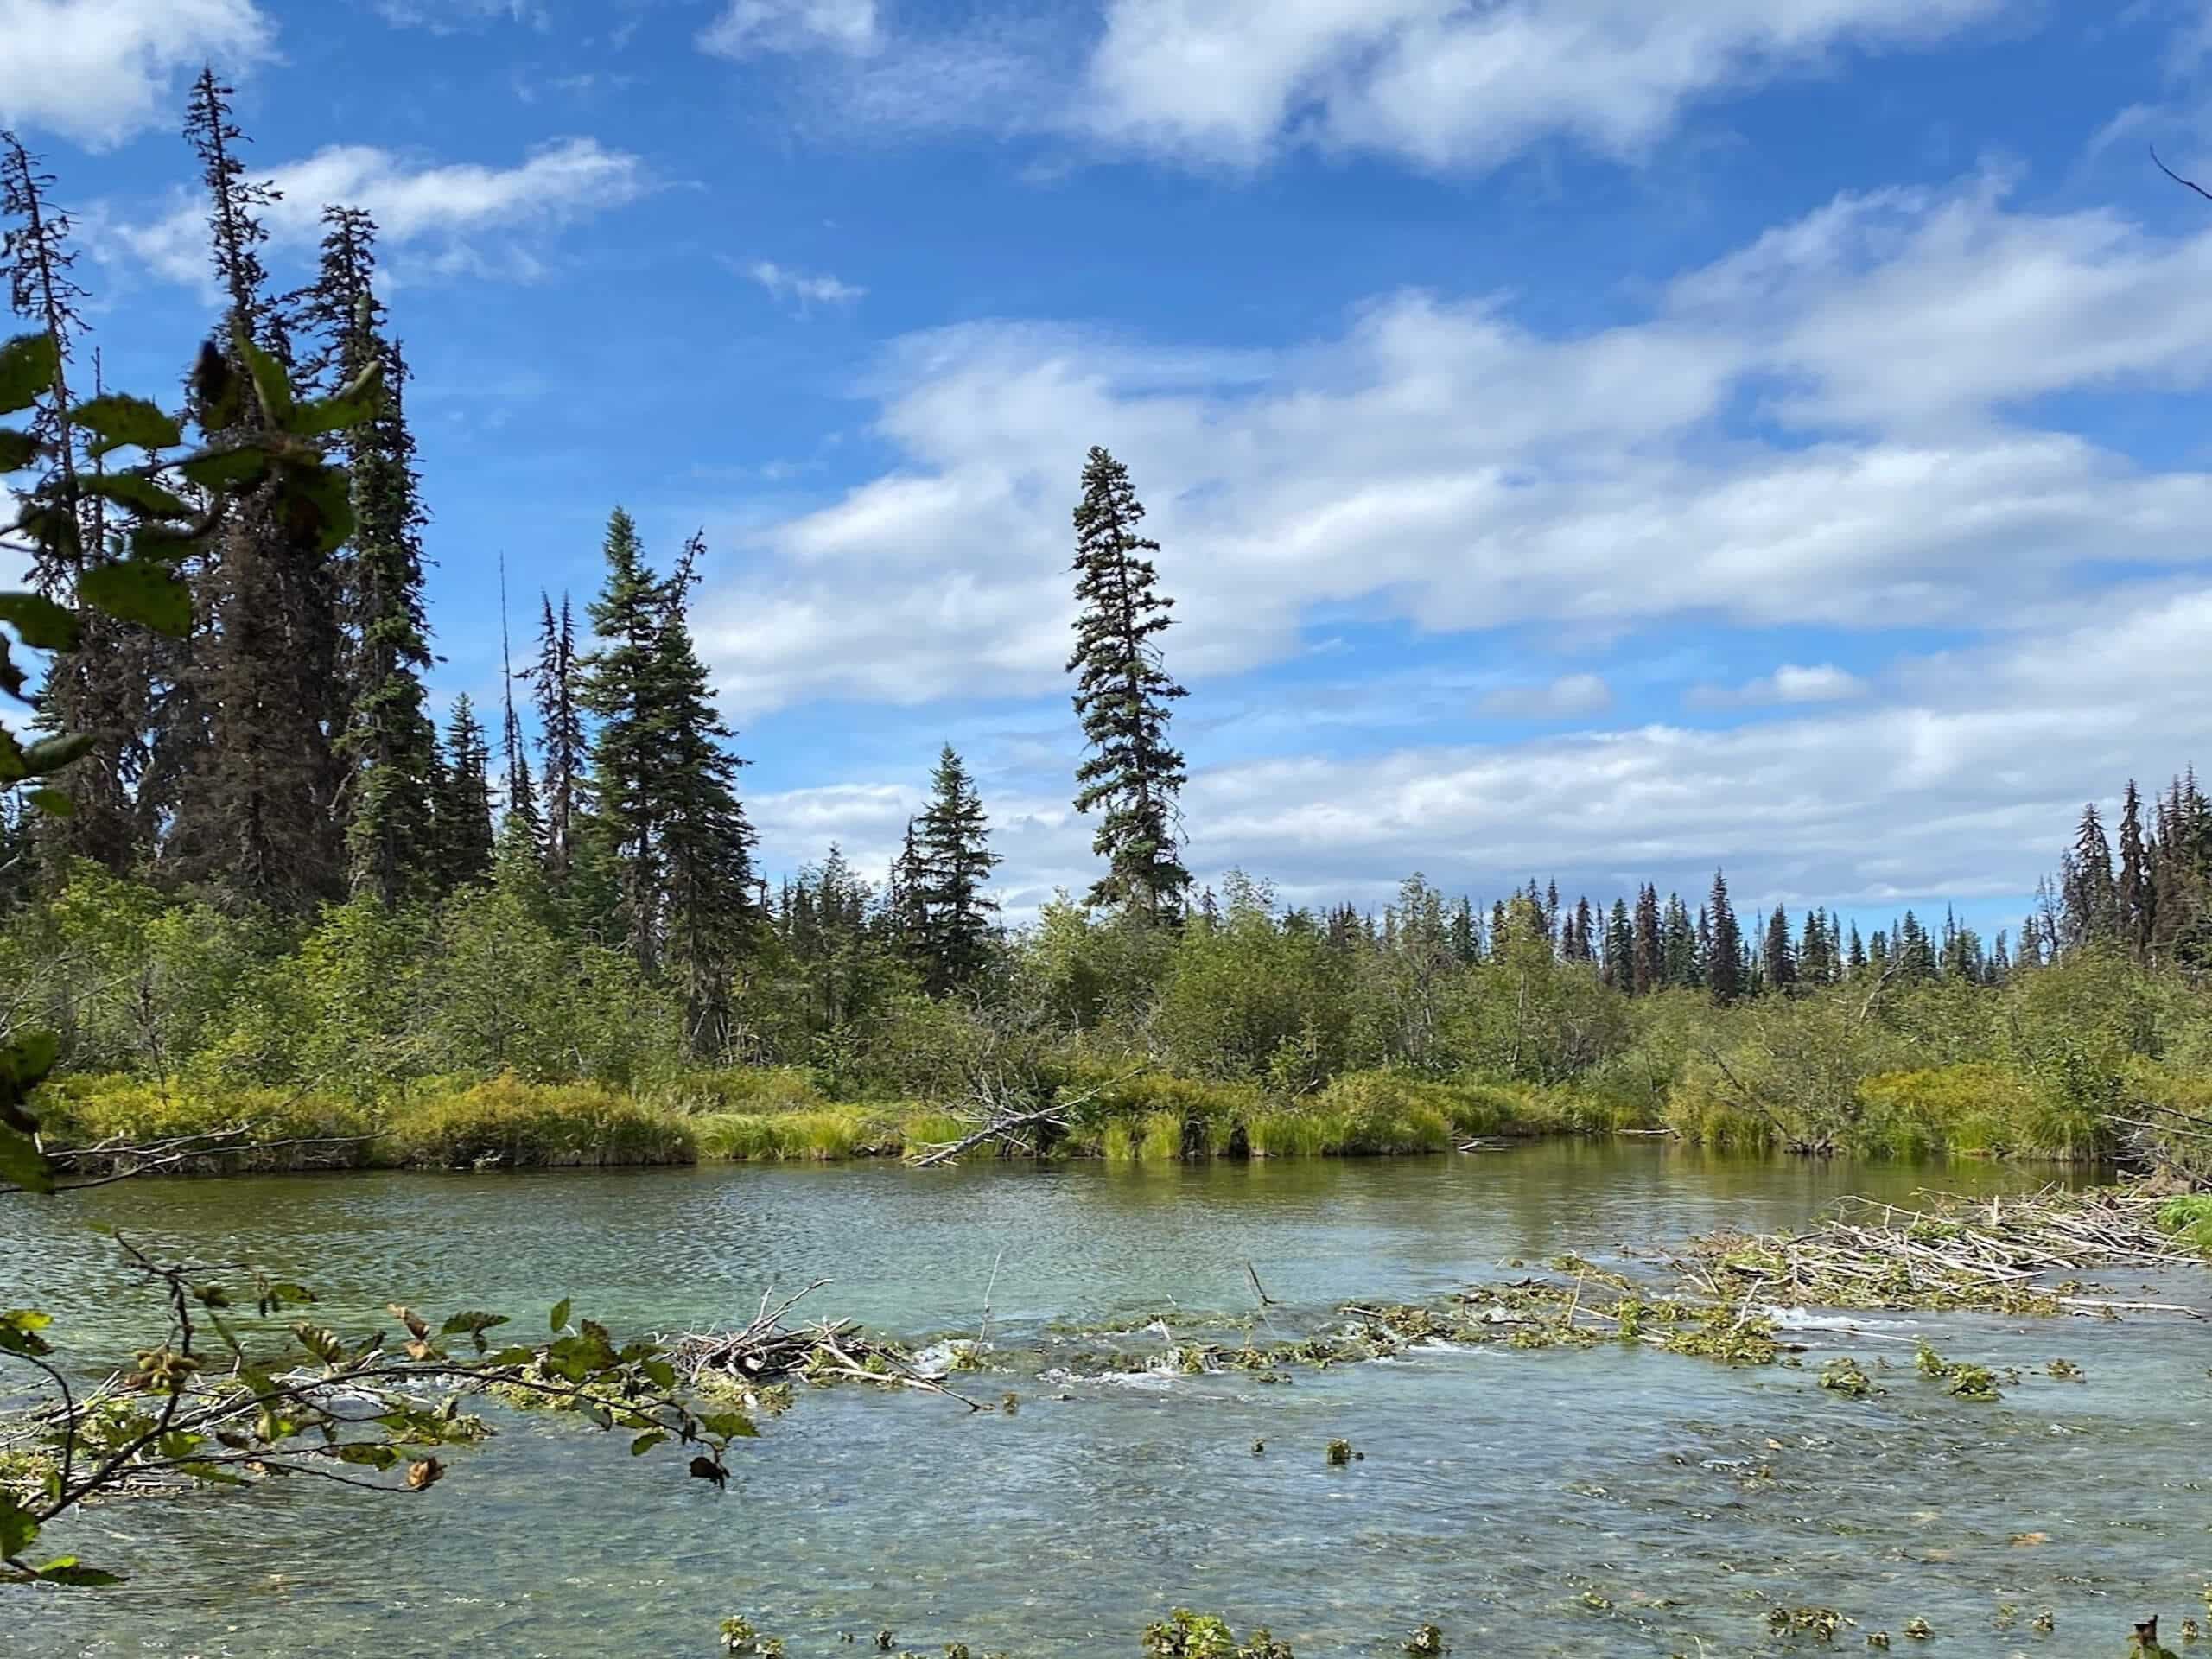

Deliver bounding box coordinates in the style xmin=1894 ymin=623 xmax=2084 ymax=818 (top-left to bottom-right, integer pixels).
xmin=4 ymin=1145 xmax=2206 ymax=1656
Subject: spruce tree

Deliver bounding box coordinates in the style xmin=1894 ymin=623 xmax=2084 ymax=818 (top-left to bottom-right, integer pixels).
xmin=912 ymin=744 xmax=1001 ymax=993
xmin=1631 ymin=884 xmax=1662 ymax=994
xmin=580 ymin=509 xmax=666 ymax=969
xmin=2117 ymin=779 xmax=2152 ymax=961
xmin=1706 ymin=871 xmax=1743 ymax=1005
xmin=433 ymin=694 xmax=493 ymax=890
xmin=1662 ymin=893 xmax=1699 ymax=988
xmin=530 ymin=592 xmax=587 ymax=884
xmin=2 ymin=131 xmax=149 ymax=874
xmin=2062 ymin=803 xmax=2116 ymax=948
xmin=161 ymin=73 xmax=346 ymax=912
xmin=1763 ymin=903 xmax=1796 ymax=995
xmin=650 ymin=531 xmax=759 ymax=1056
xmin=291 ymin=206 xmax=440 ymax=906
xmin=1604 ymin=898 xmax=1633 ymax=989
xmin=1067 ymin=446 xmax=1190 ymax=921
xmin=1895 ymin=909 xmax=1937 ymax=982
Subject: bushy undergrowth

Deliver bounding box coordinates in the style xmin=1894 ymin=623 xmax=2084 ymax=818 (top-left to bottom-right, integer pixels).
xmin=13 ymin=864 xmax=2212 ymax=1174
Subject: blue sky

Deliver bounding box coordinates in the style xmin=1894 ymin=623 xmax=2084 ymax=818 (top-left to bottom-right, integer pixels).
xmin=7 ymin=0 xmax=2212 ymax=941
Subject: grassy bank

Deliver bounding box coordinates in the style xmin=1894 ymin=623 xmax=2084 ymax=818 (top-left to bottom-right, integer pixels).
xmin=35 ymin=1054 xmax=2191 ymax=1175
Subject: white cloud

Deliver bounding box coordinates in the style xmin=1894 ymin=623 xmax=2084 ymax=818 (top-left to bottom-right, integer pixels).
xmin=1689 ymin=663 xmax=1872 ymax=708
xmin=373 ymin=0 xmax=546 ymax=28
xmin=685 ymin=176 xmax=2212 ymax=715
xmin=1478 ymin=673 xmax=1612 ymax=719
xmin=746 ymin=259 xmax=868 ymax=309
xmin=700 ymin=0 xmax=878 ymax=58
xmin=754 ymin=585 xmax=2212 ymax=918
xmin=0 ymin=0 xmax=273 ymax=149
xmin=107 ymin=137 xmax=649 ymax=287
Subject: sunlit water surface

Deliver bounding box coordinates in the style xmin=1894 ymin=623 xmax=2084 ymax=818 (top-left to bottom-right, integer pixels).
xmin=3 ymin=1145 xmax=2205 ymax=1657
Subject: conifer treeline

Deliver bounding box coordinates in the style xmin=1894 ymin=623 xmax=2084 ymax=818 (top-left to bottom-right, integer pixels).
xmin=8 ymin=79 xmax=2206 ymax=1061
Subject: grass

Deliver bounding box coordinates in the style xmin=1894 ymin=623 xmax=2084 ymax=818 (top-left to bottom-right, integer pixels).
xmin=45 ymin=1056 xmax=2156 ymax=1175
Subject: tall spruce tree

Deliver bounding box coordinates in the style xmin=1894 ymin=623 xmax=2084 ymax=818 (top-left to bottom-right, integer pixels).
xmin=530 ymin=592 xmax=587 ymax=884
xmin=1067 ymin=446 xmax=1190 ymax=921
xmin=2117 ymin=779 xmax=2152 ymax=961
xmin=3 ymin=131 xmax=149 ymax=875
xmin=912 ymin=744 xmax=1001 ymax=993
xmin=1604 ymin=898 xmax=1633 ymax=989
xmin=433 ymin=694 xmax=493 ymax=890
xmin=1631 ymin=883 xmax=1662 ymax=994
xmin=651 ymin=531 xmax=758 ymax=1056
xmin=1706 ymin=870 xmax=1743 ymax=1005
xmin=1763 ymin=903 xmax=1796 ymax=995
xmin=580 ymin=509 xmax=666 ymax=968
xmin=161 ymin=72 xmax=346 ymax=912
xmin=290 ymin=206 xmax=440 ymax=905
xmin=2061 ymin=803 xmax=2116 ymax=948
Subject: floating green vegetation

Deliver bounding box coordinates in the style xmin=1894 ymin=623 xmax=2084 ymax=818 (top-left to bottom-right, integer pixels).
xmin=1402 ymin=1624 xmax=1448 ymax=1656
xmin=1139 ymin=1610 xmax=1294 ymax=1658
xmin=1915 ymin=1341 xmax=2002 ymax=1402
xmin=719 ymin=1616 xmax=786 ymax=1656
xmin=1769 ymin=1605 xmax=1852 ymax=1640
xmin=1819 ymin=1357 xmax=1878 ymax=1398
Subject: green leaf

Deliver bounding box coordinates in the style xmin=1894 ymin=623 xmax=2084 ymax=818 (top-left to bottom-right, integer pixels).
xmin=0 ymin=594 xmax=79 ymax=652
xmin=176 ymin=443 xmax=271 ymax=493
xmin=0 ymin=729 xmax=26 ymax=785
xmin=293 ymin=1324 xmax=346 ymax=1366
xmin=77 ymin=562 xmax=193 ymax=638
xmin=628 ymin=1430 xmax=668 ymax=1457
xmin=192 ymin=341 xmax=243 ymax=432
xmin=32 ymin=1558 xmax=124 ymax=1587
xmin=238 ymin=334 xmax=295 ymax=429
xmin=293 ymin=360 xmax=384 ymax=436
xmin=641 ymin=1357 xmax=676 ymax=1391
xmin=0 ymin=335 xmax=58 ymax=417
xmin=0 ymin=1126 xmax=53 ymax=1196
xmin=687 ymin=1455 xmax=728 ymax=1490
xmin=481 ymin=1345 xmax=535 ymax=1368
xmin=549 ymin=1298 xmax=571 ymax=1334
xmin=0 ymin=429 xmax=38 ymax=472
xmin=130 ymin=523 xmax=204 ymax=565
xmin=25 ymin=789 xmax=73 ymax=818
xmin=0 ymin=639 xmax=23 ymax=702
xmin=334 ymin=1443 xmax=400 ymax=1470
xmin=22 ymin=733 xmax=95 ymax=777
xmin=698 ymin=1411 xmax=759 ymax=1441
xmin=71 ymin=395 xmax=182 ymax=458
xmin=264 ymin=1282 xmax=315 ymax=1306
xmin=0 ymin=1492 xmax=40 ymax=1558
xmin=0 ymin=1311 xmax=54 ymax=1359
xmin=83 ymin=472 xmax=192 ymax=519
xmin=274 ymin=461 xmax=353 ymax=556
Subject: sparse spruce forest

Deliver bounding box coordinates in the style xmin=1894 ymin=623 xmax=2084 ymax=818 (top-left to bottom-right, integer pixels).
xmin=2 ymin=86 xmax=2211 ymax=1191
xmin=2 ymin=61 xmax=2210 ymax=1659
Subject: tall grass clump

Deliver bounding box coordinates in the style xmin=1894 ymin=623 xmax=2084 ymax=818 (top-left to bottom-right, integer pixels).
xmin=381 ymin=1075 xmax=694 ymax=1168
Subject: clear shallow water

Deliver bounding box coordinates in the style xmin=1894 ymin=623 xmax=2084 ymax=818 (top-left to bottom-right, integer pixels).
xmin=4 ymin=1146 xmax=2206 ymax=1657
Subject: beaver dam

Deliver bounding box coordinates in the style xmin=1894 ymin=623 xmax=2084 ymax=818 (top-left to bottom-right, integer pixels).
xmin=8 ymin=1145 xmax=2208 ymax=1656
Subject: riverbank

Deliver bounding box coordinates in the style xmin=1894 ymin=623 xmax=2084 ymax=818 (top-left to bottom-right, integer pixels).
xmin=32 ymin=1058 xmax=2204 ymax=1176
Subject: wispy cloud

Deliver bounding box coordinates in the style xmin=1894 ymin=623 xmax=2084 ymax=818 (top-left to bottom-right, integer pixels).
xmin=744 ymin=258 xmax=867 ymax=310
xmin=699 ymin=0 xmax=878 ymax=58
xmin=1478 ymin=674 xmax=1614 ymax=720
xmin=104 ymin=137 xmax=651 ymax=288
xmin=1688 ymin=664 xmax=1872 ymax=708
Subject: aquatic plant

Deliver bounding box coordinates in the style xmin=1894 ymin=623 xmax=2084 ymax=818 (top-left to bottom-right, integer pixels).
xmin=1819 ymin=1357 xmax=1878 ymax=1398
xmin=720 ymin=1616 xmax=787 ymax=1656
xmin=1402 ymin=1624 xmax=1447 ymax=1656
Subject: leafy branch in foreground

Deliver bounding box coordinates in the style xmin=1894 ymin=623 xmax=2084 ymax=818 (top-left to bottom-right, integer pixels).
xmin=0 ymin=1237 xmax=752 ymax=1587
xmin=0 ymin=322 xmax=376 ymax=1193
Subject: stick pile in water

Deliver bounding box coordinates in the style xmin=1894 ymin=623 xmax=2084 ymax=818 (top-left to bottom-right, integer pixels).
xmin=666 ymin=1281 xmax=990 ymax=1409
xmin=1675 ymin=1185 xmax=2203 ymax=1317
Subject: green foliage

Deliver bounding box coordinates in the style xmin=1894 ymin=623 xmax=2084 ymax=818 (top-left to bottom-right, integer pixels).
xmin=2157 ymin=1195 xmax=2212 ymax=1255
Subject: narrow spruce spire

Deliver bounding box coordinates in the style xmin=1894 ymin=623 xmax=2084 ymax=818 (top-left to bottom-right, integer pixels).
xmin=1067 ymin=445 xmax=1191 ymax=922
